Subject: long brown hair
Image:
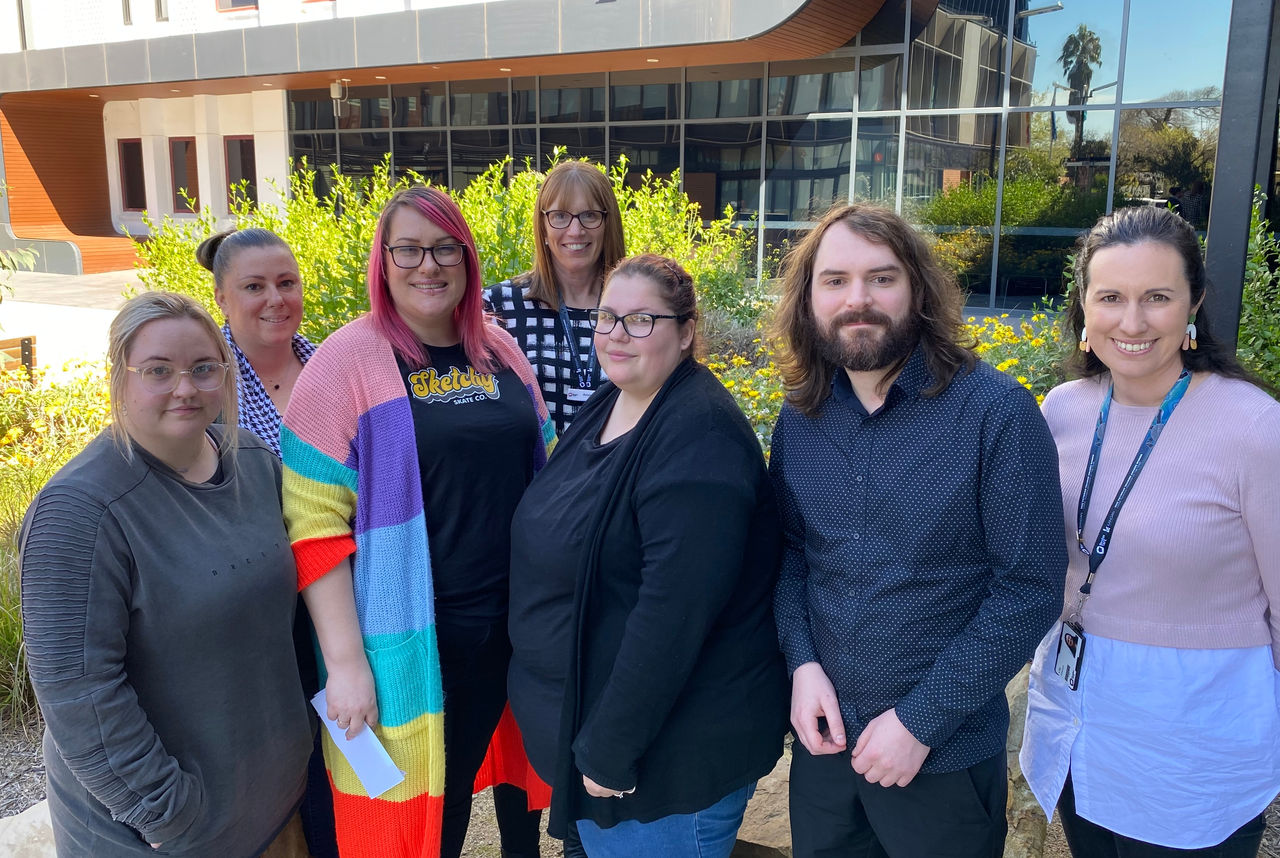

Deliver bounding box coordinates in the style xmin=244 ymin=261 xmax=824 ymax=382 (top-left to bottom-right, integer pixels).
xmin=772 ymin=204 xmax=975 ymax=416
xmin=519 ymin=161 xmax=626 ymax=309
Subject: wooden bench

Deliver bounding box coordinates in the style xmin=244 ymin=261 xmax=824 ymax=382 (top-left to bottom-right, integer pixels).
xmin=0 ymin=336 xmax=37 ymax=375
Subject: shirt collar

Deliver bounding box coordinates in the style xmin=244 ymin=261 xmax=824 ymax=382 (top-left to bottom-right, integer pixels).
xmin=830 ymin=342 xmax=931 ymax=415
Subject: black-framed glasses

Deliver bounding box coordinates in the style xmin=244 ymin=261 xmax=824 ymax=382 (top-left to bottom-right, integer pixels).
xmin=383 ymin=243 xmax=466 ymax=269
xmin=126 ymin=361 xmax=230 ymax=394
xmin=588 ymin=309 xmax=688 ymax=338
xmin=543 ymin=209 xmax=607 ymax=230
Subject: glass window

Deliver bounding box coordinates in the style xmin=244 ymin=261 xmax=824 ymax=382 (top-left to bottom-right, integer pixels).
xmin=168 ymin=137 xmax=199 ymax=213
xmin=540 ymin=74 xmax=605 ymax=123
xmin=853 ymin=117 xmax=898 ymax=205
xmin=449 ymin=79 xmax=507 ymax=127
xmin=686 ymin=65 xmax=763 ymax=120
xmin=392 ymin=83 xmax=446 ymax=128
xmin=337 ymin=86 xmax=389 ymax=130
xmin=766 ymin=119 xmax=852 ymax=222
xmin=768 ymin=58 xmax=854 ymax=116
xmin=908 ymin=8 xmax=1008 ymax=110
xmin=291 ymin=133 xmax=338 ymax=198
xmin=540 ymin=126 xmax=605 ymax=168
xmin=612 ymin=124 xmax=681 ymax=185
xmin=611 ymin=69 xmax=680 ymax=122
xmin=684 ymin=122 xmax=762 ymax=218
xmin=1016 ymin=0 xmax=1121 ymax=110
xmin=859 ymin=0 xmax=905 ymax=46
xmin=155 ymin=0 xmax=168 ymax=22
xmin=1117 ymin=105 xmax=1217 ymax=228
xmin=289 ymin=89 xmax=336 ymax=131
xmin=216 ymin=0 xmax=257 ymax=9
xmin=119 ymin=139 xmax=146 ymax=211
xmin=858 ymin=55 xmax=901 ymax=112
xmin=512 ymin=78 xmax=537 ymax=125
xmin=513 ymin=128 xmax=538 ymax=170
xmin=393 ymin=131 xmax=447 ymax=185
xmin=996 ymin=108 xmax=1116 ymax=308
xmin=338 ymin=132 xmax=390 ymax=179
xmin=1122 ymin=0 xmax=1230 ymax=102
xmin=451 ymin=129 xmax=510 ymax=189
xmin=225 ymin=137 xmax=256 ymax=206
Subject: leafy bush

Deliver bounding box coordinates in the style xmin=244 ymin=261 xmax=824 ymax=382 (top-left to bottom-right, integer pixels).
xmin=137 ymin=153 xmax=762 ymax=340
xmin=1238 ymin=189 xmax=1280 ymax=390
xmin=0 ymin=364 xmax=111 ymax=726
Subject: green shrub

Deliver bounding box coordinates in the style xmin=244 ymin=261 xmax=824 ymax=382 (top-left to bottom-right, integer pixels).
xmin=1239 ymin=189 xmax=1280 ymax=390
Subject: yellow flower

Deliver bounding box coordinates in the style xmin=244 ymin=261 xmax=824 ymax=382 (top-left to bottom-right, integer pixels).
xmin=995 ymin=358 xmax=1019 ymax=372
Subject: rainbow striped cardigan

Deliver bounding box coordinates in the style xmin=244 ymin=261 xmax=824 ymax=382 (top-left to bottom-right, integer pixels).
xmin=280 ymin=315 xmax=556 ymax=858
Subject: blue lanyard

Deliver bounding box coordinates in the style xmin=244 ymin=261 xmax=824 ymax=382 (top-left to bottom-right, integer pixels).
xmin=1075 ymin=370 xmax=1191 ymax=594
xmin=557 ymin=302 xmax=597 ymax=390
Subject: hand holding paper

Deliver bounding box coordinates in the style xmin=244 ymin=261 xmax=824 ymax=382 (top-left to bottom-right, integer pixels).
xmin=312 ymin=689 xmax=406 ymax=798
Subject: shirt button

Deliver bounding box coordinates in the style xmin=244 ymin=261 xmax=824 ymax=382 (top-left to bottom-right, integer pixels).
xmin=852 ymin=533 xmax=860 ymax=540
xmin=855 ymin=475 xmax=864 ymax=482
xmin=1072 ymin=717 xmax=1081 ymax=727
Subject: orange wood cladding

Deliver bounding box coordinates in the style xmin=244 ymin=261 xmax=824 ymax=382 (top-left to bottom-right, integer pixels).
xmin=1 ymin=94 xmax=137 ymax=273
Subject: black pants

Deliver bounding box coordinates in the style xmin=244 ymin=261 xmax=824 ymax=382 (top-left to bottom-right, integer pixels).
xmin=438 ymin=618 xmax=542 ymax=858
xmin=789 ymin=742 xmax=1006 ymax=858
xmin=1058 ymin=773 xmax=1265 ymax=858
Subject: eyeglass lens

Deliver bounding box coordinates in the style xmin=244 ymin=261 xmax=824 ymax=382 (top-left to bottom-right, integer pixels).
xmin=386 ymin=244 xmax=465 ymax=268
xmin=589 ymin=310 xmax=656 ymax=338
xmin=137 ymin=363 xmax=228 ymax=393
xmin=544 ymin=210 xmax=606 ymax=230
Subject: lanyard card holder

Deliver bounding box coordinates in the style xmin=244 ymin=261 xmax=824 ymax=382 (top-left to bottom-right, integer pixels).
xmin=1054 ymin=620 xmax=1086 ymax=691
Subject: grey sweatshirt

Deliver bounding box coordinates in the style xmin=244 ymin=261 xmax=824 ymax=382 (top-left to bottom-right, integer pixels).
xmin=20 ymin=427 xmax=311 ymax=857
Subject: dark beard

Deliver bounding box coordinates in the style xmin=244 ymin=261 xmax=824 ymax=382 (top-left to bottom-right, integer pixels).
xmin=813 ymin=308 xmax=919 ymax=372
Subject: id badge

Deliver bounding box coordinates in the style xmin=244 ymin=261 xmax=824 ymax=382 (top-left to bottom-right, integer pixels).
xmin=566 ymin=387 xmax=594 ymax=403
xmin=1054 ymin=621 xmax=1086 ymax=691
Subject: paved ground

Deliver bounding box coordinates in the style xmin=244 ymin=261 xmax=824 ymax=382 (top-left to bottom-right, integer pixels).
xmin=1 ymin=270 xmax=137 ymax=375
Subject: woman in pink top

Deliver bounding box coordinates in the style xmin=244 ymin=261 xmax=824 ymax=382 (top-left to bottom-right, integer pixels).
xmin=1021 ymin=204 xmax=1280 ymax=857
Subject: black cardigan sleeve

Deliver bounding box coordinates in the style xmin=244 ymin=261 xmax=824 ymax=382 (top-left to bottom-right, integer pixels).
xmin=570 ymin=415 xmax=761 ymax=790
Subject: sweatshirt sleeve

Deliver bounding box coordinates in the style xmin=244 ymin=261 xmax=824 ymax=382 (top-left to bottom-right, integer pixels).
xmin=570 ymin=422 xmax=761 ymax=791
xmin=20 ymin=487 xmax=204 ymax=845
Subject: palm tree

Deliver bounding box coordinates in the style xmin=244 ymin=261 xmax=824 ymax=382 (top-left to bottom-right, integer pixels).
xmin=1058 ymin=25 xmax=1102 ymax=158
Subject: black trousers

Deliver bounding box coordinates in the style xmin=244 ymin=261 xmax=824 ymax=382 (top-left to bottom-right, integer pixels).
xmin=1058 ymin=773 xmax=1265 ymax=858
xmin=789 ymin=742 xmax=1007 ymax=858
xmin=438 ymin=618 xmax=542 ymax=858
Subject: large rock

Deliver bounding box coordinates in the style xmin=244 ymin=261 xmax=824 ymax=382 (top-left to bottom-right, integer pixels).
xmin=0 ymin=800 xmax=55 ymax=858
xmin=734 ymin=744 xmax=792 ymax=858
xmin=1005 ymin=664 xmax=1047 ymax=858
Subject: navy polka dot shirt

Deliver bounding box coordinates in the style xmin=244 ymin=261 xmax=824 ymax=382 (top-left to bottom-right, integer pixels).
xmin=770 ymin=346 xmax=1067 ymax=773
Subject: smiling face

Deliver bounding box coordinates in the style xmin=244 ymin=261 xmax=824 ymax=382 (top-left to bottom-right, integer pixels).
xmin=1083 ymin=240 xmax=1199 ymax=405
xmin=121 ymin=317 xmax=226 ymax=454
xmin=543 ymin=186 xmax=606 ymax=292
xmin=383 ymin=204 xmax=467 ymax=346
xmin=214 ymin=245 xmax=303 ymax=353
xmin=808 ymin=223 xmax=917 ymax=372
xmin=595 ymin=272 xmax=694 ymax=401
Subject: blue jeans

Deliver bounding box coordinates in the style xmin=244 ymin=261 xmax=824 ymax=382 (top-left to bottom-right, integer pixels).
xmin=575 ymin=782 xmax=755 ymax=858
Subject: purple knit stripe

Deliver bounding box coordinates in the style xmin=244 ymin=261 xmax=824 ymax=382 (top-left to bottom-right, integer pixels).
xmin=352 ymin=397 xmax=425 ymax=536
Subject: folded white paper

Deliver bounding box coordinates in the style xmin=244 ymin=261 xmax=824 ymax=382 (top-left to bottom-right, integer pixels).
xmin=311 ymin=689 xmax=406 ymax=798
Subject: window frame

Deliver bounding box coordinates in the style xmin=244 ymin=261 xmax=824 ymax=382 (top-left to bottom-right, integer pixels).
xmin=118 ymin=138 xmax=147 ymax=213
xmin=168 ymin=136 xmax=200 ymax=214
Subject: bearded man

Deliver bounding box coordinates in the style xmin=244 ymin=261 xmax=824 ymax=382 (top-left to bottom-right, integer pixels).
xmin=768 ymin=205 xmax=1066 ymax=858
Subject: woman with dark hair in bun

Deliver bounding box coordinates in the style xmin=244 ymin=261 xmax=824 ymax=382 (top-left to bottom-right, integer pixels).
xmin=197 ymin=229 xmax=336 ymax=858
xmin=197 ymin=228 xmax=316 ymax=459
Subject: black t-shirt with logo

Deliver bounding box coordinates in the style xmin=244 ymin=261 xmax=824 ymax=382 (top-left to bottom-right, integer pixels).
xmin=397 ymin=343 xmax=537 ymax=621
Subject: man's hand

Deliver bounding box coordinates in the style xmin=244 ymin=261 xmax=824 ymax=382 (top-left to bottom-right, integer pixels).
xmin=790 ymin=662 xmax=847 ymax=756
xmin=851 ymin=708 xmax=929 ymax=787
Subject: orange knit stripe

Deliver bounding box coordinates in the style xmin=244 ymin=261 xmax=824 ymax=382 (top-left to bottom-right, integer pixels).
xmin=330 ymin=779 xmax=444 ymax=858
xmin=293 ymin=534 xmax=357 ymax=590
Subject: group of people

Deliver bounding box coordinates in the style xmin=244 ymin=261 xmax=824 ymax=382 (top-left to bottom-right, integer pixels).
xmin=17 ymin=156 xmax=1277 ymax=858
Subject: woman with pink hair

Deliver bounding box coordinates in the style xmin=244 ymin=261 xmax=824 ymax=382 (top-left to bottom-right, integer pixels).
xmin=281 ymin=186 xmax=555 ymax=858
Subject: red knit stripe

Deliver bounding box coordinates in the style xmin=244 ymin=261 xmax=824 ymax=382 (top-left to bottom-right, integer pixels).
xmin=331 ymin=779 xmax=444 ymax=858
xmin=293 ymin=534 xmax=357 ymax=590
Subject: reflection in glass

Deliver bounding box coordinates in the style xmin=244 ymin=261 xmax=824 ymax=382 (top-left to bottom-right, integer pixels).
xmin=686 ymin=65 xmax=763 ymax=120
xmin=854 ymin=117 xmax=898 ymax=205
xmin=541 ymin=74 xmax=606 ymax=123
xmin=684 ymin=122 xmax=762 ymax=218
xmin=291 ymin=133 xmax=338 ymax=198
xmin=858 ymin=0 xmax=905 ymax=46
xmin=766 ymin=119 xmax=851 ymax=221
xmin=908 ymin=6 xmax=1008 ymax=110
xmin=1017 ymin=1 xmax=1121 ymax=110
xmin=612 ymin=124 xmax=681 ymax=184
xmin=391 ymin=83 xmax=446 ymax=128
xmin=339 ymin=132 xmax=390 ymax=178
xmin=513 ymin=129 xmax=538 ymax=170
xmin=512 ymin=78 xmax=537 ymax=125
xmin=336 ymin=87 xmax=390 ymax=130
xmin=393 ymin=131 xmax=448 ymax=185
xmin=859 ymin=55 xmax=901 ymax=112
xmin=611 ymin=69 xmax=680 ymax=121
xmin=1122 ymin=0 xmax=1229 ymax=103
xmin=451 ymin=130 xmax=510 ymax=189
xmin=289 ymin=90 xmax=336 ymax=131
xmin=540 ymin=126 xmax=606 ymax=167
xmin=1117 ymin=106 xmax=1217 ymax=228
xmin=448 ymin=79 xmax=507 ymax=127
xmin=768 ymin=58 xmax=854 ymax=116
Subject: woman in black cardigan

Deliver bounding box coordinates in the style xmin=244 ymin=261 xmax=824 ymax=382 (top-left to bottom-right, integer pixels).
xmin=508 ymin=254 xmax=789 ymax=857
